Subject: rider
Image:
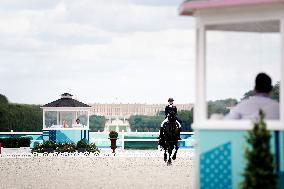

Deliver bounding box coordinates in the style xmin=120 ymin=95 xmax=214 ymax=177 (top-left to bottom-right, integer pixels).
xmin=158 ymin=98 xmax=182 ymax=140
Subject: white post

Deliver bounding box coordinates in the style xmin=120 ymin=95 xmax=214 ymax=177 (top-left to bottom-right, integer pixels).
xmin=87 ymin=110 xmax=90 ymax=129
xmin=194 ymin=20 xmax=207 ymax=124
xmin=43 ymin=110 xmax=46 ymax=129
xmin=194 ymin=18 xmax=206 ymax=189
xmin=121 ymin=130 xmax=125 ymax=150
xmin=57 ymin=111 xmax=59 ymax=125
xmin=280 ymin=18 xmax=284 ymax=124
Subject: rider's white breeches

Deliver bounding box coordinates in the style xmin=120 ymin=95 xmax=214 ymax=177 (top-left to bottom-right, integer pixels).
xmin=160 ymin=118 xmax=181 ymax=128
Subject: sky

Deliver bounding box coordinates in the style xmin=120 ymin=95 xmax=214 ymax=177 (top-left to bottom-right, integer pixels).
xmin=0 ymin=0 xmax=280 ymax=105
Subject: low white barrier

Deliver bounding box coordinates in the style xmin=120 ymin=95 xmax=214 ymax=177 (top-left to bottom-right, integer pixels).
xmin=0 ymin=150 xmax=195 ymax=159
xmin=1 ymin=147 xmax=31 ymax=154
xmin=91 ymin=131 xmax=194 ymax=150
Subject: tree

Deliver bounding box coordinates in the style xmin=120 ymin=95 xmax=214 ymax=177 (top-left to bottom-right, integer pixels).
xmin=177 ymin=110 xmax=193 ymax=132
xmin=129 ymin=115 xmax=164 ymax=132
xmin=207 ymin=98 xmax=238 ymax=118
xmin=89 ymin=115 xmax=106 ymax=132
xmin=241 ymin=110 xmax=277 ymax=189
xmin=0 ymin=94 xmax=8 ymax=104
xmin=0 ymin=101 xmax=42 ymax=132
xmin=129 ymin=110 xmax=194 ymax=132
xmin=242 ymin=82 xmax=279 ymax=101
xmin=271 ymin=82 xmax=279 ymax=102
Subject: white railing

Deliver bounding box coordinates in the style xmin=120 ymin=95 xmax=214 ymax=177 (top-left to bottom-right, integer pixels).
xmin=92 ymin=132 xmax=195 ymax=150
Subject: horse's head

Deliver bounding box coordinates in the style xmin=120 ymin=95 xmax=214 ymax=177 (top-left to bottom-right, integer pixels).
xmin=167 ymin=111 xmax=177 ymax=123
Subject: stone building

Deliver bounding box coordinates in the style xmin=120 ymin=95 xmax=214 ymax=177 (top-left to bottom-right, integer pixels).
xmin=90 ymin=103 xmax=193 ymax=117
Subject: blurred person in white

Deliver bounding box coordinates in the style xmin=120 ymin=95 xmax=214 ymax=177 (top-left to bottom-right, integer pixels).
xmin=226 ymin=73 xmax=279 ymax=120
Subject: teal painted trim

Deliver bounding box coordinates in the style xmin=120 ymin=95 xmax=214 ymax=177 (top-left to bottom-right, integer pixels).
xmin=200 ymin=142 xmax=232 ymax=189
xmin=198 ymin=130 xmax=284 ymax=189
xmin=275 ymin=131 xmax=280 ymax=173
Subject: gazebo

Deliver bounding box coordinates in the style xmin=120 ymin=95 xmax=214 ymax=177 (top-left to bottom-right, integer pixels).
xmin=179 ymin=0 xmax=284 ymax=189
xmin=41 ymin=93 xmax=92 ymax=143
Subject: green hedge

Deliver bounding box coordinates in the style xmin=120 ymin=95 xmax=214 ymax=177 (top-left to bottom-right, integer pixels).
xmin=0 ymin=137 xmax=31 ymax=148
xmin=32 ymin=140 xmax=100 ymax=153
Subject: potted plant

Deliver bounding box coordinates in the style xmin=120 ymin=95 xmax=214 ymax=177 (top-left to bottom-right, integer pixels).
xmin=109 ymin=131 xmax=118 ymax=153
xmin=77 ymin=139 xmax=89 ymax=153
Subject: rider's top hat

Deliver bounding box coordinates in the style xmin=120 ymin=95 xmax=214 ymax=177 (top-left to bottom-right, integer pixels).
xmin=168 ymin=98 xmax=174 ymax=102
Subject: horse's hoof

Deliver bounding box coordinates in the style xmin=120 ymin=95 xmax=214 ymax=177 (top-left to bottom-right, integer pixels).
xmin=172 ymin=155 xmax=176 ymax=160
xmin=167 ymin=161 xmax=172 ymax=166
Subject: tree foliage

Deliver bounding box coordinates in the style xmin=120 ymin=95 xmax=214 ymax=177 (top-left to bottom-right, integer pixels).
xmin=0 ymin=94 xmax=8 ymax=104
xmin=271 ymin=82 xmax=280 ymax=102
xmin=0 ymin=98 xmax=42 ymax=132
xmin=129 ymin=110 xmax=194 ymax=132
xmin=129 ymin=115 xmax=164 ymax=132
xmin=177 ymin=109 xmax=193 ymax=132
xmin=207 ymin=98 xmax=238 ymax=118
xmin=242 ymin=82 xmax=279 ymax=101
xmin=241 ymin=110 xmax=277 ymax=189
xmin=89 ymin=115 xmax=106 ymax=132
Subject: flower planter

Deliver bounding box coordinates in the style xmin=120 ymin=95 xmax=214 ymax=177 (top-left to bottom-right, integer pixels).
xmin=44 ymin=148 xmax=54 ymax=153
xmin=77 ymin=148 xmax=87 ymax=153
xmin=109 ymin=138 xmax=117 ymax=153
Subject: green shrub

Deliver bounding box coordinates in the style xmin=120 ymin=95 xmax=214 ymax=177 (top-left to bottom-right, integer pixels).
xmin=0 ymin=137 xmax=31 ymax=148
xmin=41 ymin=140 xmax=56 ymax=149
xmin=32 ymin=143 xmax=44 ymax=153
xmin=55 ymin=143 xmax=76 ymax=153
xmin=76 ymin=139 xmax=88 ymax=149
xmin=87 ymin=143 xmax=100 ymax=153
xmin=241 ymin=110 xmax=277 ymax=189
xmin=31 ymin=140 xmax=100 ymax=154
xmin=109 ymin=131 xmax=118 ymax=139
xmin=19 ymin=137 xmax=31 ymax=147
xmin=32 ymin=140 xmax=56 ymax=153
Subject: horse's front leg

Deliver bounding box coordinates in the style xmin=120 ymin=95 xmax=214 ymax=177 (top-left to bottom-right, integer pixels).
xmin=167 ymin=147 xmax=172 ymax=166
xmin=172 ymin=143 xmax=179 ymax=160
xmin=164 ymin=150 xmax=167 ymax=162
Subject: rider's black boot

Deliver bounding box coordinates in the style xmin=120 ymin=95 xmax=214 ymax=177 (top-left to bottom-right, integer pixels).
xmin=177 ymin=127 xmax=181 ymax=140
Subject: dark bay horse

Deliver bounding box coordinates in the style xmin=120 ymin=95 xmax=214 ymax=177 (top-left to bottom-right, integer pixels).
xmin=159 ymin=112 xmax=179 ymax=166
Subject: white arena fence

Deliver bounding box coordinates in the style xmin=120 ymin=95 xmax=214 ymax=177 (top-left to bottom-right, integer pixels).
xmin=0 ymin=149 xmax=195 ymax=159
xmin=0 ymin=132 xmax=195 ymax=157
xmin=91 ymin=131 xmax=195 ymax=150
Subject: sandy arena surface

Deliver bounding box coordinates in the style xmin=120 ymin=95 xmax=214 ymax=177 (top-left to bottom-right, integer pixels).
xmin=0 ymin=150 xmax=195 ymax=189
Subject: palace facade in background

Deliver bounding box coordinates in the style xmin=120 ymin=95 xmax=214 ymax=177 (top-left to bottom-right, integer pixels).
xmin=90 ymin=103 xmax=193 ymax=117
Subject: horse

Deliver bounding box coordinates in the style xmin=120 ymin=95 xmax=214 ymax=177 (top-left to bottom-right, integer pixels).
xmin=159 ymin=112 xmax=179 ymax=166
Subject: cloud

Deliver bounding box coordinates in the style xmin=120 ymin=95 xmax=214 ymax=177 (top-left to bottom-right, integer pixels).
xmin=206 ymin=31 xmax=280 ymax=100
xmin=0 ymin=0 xmax=59 ymax=11
xmin=0 ymin=0 xmax=279 ymax=105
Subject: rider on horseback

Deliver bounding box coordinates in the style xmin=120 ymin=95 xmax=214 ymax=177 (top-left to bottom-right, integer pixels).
xmin=158 ymin=98 xmax=182 ymax=140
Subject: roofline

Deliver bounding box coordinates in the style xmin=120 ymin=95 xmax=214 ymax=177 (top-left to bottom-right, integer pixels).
xmin=179 ymin=0 xmax=284 ymax=16
xmin=41 ymin=107 xmax=93 ymax=110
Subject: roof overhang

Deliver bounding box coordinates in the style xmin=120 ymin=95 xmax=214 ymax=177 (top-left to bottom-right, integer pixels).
xmin=179 ymin=0 xmax=284 ymax=16
xmin=41 ymin=107 xmax=92 ymax=111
